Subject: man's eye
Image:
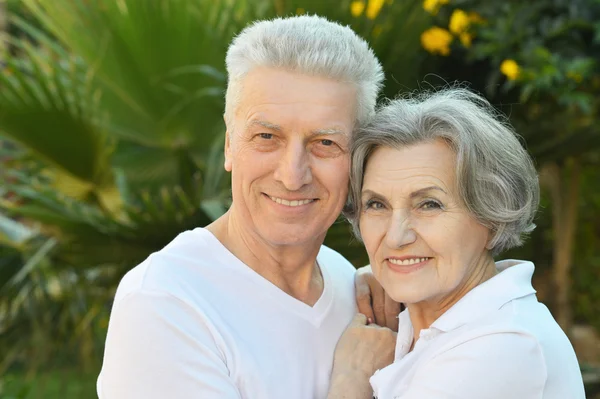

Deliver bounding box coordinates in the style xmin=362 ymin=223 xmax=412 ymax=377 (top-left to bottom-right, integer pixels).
xmin=320 ymin=139 xmax=334 ymax=146
xmin=259 ymin=133 xmax=273 ymax=139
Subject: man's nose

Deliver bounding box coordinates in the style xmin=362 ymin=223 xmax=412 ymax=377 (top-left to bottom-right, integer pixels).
xmin=273 ymin=141 xmax=312 ymax=191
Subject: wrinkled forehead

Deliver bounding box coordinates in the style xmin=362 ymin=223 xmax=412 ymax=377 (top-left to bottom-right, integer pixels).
xmin=362 ymin=141 xmax=458 ymax=192
xmin=233 ymin=67 xmax=358 ymax=131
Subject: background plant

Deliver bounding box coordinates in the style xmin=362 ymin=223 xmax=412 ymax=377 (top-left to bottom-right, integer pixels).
xmin=1 ymin=0 xmax=599 ymax=397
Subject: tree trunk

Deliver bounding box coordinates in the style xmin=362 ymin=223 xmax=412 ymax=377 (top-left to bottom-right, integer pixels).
xmin=540 ymin=158 xmax=582 ymax=337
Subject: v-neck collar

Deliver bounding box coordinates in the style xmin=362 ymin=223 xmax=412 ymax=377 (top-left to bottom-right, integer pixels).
xmin=197 ymin=228 xmax=333 ymax=327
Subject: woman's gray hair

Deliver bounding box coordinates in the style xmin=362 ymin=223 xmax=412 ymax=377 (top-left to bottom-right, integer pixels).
xmin=225 ymin=15 xmax=384 ymax=127
xmin=345 ymin=88 xmax=540 ymax=255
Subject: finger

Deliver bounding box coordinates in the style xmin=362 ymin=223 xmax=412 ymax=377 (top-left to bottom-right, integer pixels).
xmin=355 ymin=272 xmax=375 ymax=323
xmin=384 ymin=292 xmax=402 ymax=332
xmin=370 ymin=282 xmax=386 ymax=328
xmin=350 ymin=313 xmax=368 ymax=326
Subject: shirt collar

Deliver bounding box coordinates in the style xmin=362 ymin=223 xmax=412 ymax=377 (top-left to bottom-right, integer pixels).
xmin=428 ymin=259 xmax=537 ymax=332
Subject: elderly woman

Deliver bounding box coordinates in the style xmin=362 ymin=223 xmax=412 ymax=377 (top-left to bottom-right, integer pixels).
xmin=328 ymin=88 xmax=585 ymax=399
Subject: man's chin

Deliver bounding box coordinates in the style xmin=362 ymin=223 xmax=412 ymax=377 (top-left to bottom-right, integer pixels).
xmin=258 ymin=225 xmax=327 ymax=247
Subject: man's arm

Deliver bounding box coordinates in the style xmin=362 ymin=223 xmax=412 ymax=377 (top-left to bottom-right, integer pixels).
xmin=98 ymin=290 xmax=241 ymax=399
xmin=327 ymin=371 xmax=373 ymax=399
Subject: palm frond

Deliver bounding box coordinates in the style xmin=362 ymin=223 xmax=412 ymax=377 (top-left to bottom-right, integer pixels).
xmin=0 ymin=19 xmax=114 ymax=193
xmin=24 ymin=0 xmax=237 ymax=152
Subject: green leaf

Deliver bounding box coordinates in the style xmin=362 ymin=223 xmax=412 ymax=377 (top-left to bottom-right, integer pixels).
xmin=0 ymin=38 xmax=113 ymax=190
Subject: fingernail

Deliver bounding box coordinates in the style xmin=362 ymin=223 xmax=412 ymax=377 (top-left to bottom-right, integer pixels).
xmin=367 ymin=318 xmax=373 ymax=324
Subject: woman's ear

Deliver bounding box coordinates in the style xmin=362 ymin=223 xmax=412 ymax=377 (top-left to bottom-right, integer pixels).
xmin=485 ymin=230 xmax=496 ymax=250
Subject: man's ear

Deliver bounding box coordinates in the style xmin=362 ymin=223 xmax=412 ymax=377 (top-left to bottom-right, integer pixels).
xmin=224 ymin=115 xmax=233 ymax=172
xmin=224 ymin=131 xmax=233 ymax=172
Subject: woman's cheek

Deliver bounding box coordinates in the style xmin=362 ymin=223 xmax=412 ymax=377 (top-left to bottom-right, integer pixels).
xmin=360 ymin=216 xmax=386 ymax=262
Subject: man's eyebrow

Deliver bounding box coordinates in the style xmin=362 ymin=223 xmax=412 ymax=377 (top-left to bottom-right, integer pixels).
xmin=310 ymin=127 xmax=347 ymax=136
xmin=246 ymin=119 xmax=282 ymax=131
xmin=246 ymin=120 xmax=348 ymax=137
xmin=361 ymin=186 xmax=447 ymax=198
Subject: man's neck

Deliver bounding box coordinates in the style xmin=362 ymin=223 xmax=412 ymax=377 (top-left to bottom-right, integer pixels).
xmin=206 ymin=211 xmax=325 ymax=306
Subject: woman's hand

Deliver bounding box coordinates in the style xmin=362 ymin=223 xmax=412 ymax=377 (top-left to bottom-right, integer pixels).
xmin=355 ymin=265 xmax=402 ymax=331
xmin=327 ymin=314 xmax=397 ymax=399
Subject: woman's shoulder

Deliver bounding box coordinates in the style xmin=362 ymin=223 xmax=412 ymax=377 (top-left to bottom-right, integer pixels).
xmin=430 ymin=300 xmax=578 ymax=379
xmin=436 ymin=299 xmax=551 ymax=355
xmin=433 ymin=314 xmax=544 ymax=357
xmin=374 ymin=323 xmax=549 ymax=398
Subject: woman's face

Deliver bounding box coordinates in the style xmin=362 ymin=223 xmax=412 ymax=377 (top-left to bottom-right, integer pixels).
xmin=359 ymin=139 xmax=492 ymax=306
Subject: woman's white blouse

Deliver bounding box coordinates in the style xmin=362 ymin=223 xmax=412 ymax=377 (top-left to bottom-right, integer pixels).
xmin=370 ymin=260 xmax=585 ymax=399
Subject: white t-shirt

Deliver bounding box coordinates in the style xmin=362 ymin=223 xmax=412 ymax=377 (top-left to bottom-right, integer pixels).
xmin=97 ymin=228 xmax=357 ymax=399
xmin=370 ymin=260 xmax=585 ymax=399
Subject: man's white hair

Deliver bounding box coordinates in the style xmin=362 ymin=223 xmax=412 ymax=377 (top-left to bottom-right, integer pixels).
xmin=225 ymin=15 xmax=384 ymax=128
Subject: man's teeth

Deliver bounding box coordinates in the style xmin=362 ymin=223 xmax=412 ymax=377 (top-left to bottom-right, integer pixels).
xmin=388 ymin=257 xmax=428 ymax=266
xmin=270 ymin=196 xmax=313 ymax=207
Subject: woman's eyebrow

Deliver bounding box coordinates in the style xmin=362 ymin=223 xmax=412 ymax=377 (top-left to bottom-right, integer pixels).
xmin=361 ymin=189 xmax=382 ymax=198
xmin=360 ymin=190 xmax=390 ymax=205
xmin=410 ymin=186 xmax=446 ymax=199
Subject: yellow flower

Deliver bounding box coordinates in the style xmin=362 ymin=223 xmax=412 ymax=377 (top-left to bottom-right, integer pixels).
xmin=366 ymin=0 xmax=385 ymax=19
xmin=449 ymin=10 xmax=482 ymax=48
xmin=350 ymin=1 xmax=366 ymax=17
xmin=421 ymin=27 xmax=453 ymax=56
xmin=500 ymin=59 xmax=520 ymax=80
xmin=423 ymin=0 xmax=449 ymax=16
xmin=459 ymin=32 xmax=472 ymax=47
xmin=296 ymin=8 xmax=305 ymax=15
xmin=449 ymin=9 xmax=470 ymax=34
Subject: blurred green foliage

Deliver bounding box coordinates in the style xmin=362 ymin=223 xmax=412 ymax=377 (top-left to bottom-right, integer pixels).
xmin=0 ymin=0 xmax=599 ymax=397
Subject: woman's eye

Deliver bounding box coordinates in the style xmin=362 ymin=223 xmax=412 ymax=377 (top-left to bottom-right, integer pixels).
xmin=364 ymin=199 xmax=385 ymax=210
xmin=420 ymin=200 xmax=442 ymax=210
xmin=259 ymin=133 xmax=273 ymax=139
xmin=320 ymin=139 xmax=334 ymax=146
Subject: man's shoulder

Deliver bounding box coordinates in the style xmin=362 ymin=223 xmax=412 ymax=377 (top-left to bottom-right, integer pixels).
xmin=114 ymin=228 xmax=225 ymax=303
xmin=318 ymin=245 xmax=356 ymax=277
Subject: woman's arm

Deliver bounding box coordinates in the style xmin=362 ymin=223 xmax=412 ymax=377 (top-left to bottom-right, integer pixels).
xmin=327 ymin=314 xmax=397 ymax=399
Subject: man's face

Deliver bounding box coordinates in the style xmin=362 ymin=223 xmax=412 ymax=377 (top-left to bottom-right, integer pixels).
xmin=225 ymin=67 xmax=357 ymax=247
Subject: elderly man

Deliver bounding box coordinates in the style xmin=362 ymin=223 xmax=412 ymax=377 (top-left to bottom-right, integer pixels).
xmin=98 ymin=15 xmax=396 ymax=399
